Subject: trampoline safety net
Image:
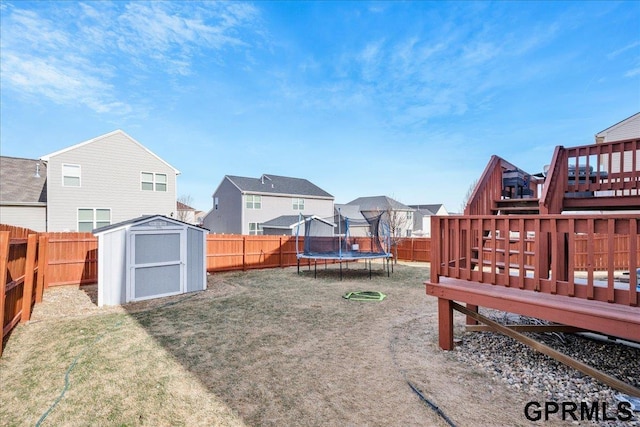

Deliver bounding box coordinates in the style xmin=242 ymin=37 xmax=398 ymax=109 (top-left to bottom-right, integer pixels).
xmin=300 ymin=213 xmax=390 ymax=259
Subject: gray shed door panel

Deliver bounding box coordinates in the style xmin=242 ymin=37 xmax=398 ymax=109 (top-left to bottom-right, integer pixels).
xmin=129 ymin=230 xmax=184 ymax=302
xmin=135 ymin=233 xmax=181 ymax=264
xmin=134 ymin=264 xmax=181 ymax=299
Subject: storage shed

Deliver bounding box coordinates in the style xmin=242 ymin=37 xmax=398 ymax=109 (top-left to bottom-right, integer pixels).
xmin=93 ymin=215 xmax=207 ymax=307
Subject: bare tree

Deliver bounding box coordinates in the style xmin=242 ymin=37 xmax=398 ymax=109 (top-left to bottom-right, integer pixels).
xmin=380 ymin=207 xmax=411 ymax=264
xmin=177 ymin=194 xmax=195 ymax=223
xmin=460 ymin=179 xmax=478 ymax=214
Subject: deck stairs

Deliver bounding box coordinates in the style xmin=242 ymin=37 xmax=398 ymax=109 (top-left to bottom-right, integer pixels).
xmin=492 ymin=198 xmax=540 ymax=215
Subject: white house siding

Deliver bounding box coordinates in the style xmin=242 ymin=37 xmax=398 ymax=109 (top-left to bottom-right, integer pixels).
xmin=596 ymin=113 xmax=640 ymax=143
xmin=43 ymin=131 xmax=177 ymax=231
xmin=596 ymin=115 xmax=640 ymax=197
xmin=0 ymin=204 xmax=46 ymax=231
xmin=203 ymin=178 xmax=243 ymax=233
xmin=243 ymin=194 xmax=333 ymax=235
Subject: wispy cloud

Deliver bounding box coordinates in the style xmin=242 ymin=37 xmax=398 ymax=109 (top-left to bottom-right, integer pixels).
xmin=0 ymin=1 xmax=262 ymax=114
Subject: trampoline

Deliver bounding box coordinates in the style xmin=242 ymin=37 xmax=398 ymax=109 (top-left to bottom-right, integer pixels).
xmin=296 ymin=211 xmax=392 ymax=279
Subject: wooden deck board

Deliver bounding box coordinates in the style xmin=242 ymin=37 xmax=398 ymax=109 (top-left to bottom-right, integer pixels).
xmin=426 ymin=277 xmax=640 ymax=349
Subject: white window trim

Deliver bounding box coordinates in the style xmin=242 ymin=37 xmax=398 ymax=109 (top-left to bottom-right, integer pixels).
xmin=246 ymin=195 xmax=262 ymax=209
xmin=293 ymin=198 xmax=305 ymax=211
xmin=78 ymin=208 xmax=111 ymax=232
xmin=248 ymin=222 xmax=263 ymax=235
xmin=141 ymin=172 xmax=168 ymax=192
xmin=62 ymin=163 xmax=81 ymax=187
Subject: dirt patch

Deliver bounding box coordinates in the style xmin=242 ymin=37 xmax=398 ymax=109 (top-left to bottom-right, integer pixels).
xmin=2 ymin=265 xmax=568 ymax=426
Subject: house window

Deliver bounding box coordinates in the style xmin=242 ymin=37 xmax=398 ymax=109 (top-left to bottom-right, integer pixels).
xmin=248 ymin=222 xmax=263 ymax=235
xmin=246 ymin=195 xmax=261 ymax=209
xmin=141 ymin=172 xmax=167 ymax=191
xmin=406 ymin=229 xmax=412 ymax=237
xmin=293 ymin=198 xmax=305 ymax=210
xmin=406 ymin=211 xmax=413 ymax=221
xmin=78 ymin=208 xmax=111 ymax=232
xmin=62 ymin=164 xmax=81 ymax=187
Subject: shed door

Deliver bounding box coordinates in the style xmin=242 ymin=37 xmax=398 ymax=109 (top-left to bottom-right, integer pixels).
xmin=128 ymin=230 xmax=185 ymax=302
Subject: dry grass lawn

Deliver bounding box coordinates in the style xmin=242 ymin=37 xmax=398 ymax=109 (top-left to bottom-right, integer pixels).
xmin=1 ymin=263 xmax=561 ymax=426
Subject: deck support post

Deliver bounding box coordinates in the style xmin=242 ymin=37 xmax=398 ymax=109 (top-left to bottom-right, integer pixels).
xmin=437 ymin=298 xmax=454 ymax=350
xmin=465 ymin=304 xmax=479 ymax=326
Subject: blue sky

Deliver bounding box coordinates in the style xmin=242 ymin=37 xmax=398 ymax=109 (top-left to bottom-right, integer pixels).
xmin=1 ymin=1 xmax=639 ymax=213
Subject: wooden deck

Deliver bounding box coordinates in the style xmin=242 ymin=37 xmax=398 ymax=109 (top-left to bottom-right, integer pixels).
xmin=426 ymin=214 xmax=640 ymax=350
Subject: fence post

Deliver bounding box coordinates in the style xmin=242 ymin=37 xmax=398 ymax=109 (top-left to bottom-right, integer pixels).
xmin=279 ymin=237 xmax=283 ymax=268
xmin=21 ymin=234 xmax=38 ymax=323
xmin=36 ymin=235 xmax=47 ymax=303
xmin=242 ymin=236 xmax=246 ymax=271
xmin=0 ymin=231 xmax=10 ymax=357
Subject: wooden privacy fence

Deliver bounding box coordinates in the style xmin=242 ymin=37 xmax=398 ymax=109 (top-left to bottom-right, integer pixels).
xmin=0 ymin=228 xmax=44 ymax=357
xmin=4 ymin=229 xmax=639 ymax=294
xmin=42 ymin=232 xmax=98 ymax=287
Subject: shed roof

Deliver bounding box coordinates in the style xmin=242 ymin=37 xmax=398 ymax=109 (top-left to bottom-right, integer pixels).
xmin=225 ymin=174 xmax=333 ymax=199
xmin=0 ymin=156 xmax=47 ymax=205
xmin=93 ymin=215 xmax=206 ymax=235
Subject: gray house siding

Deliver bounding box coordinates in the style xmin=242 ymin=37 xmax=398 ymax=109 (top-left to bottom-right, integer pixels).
xmin=0 ymin=205 xmax=47 ymax=231
xmin=243 ymin=194 xmax=333 ymax=235
xmin=203 ymin=178 xmax=243 ymax=234
xmin=42 ymin=131 xmax=178 ymax=231
xmin=204 ymin=174 xmax=334 ymax=235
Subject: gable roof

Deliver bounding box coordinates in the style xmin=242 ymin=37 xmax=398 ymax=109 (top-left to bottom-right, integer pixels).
xmin=40 ymin=129 xmax=180 ymax=174
xmin=0 ymin=156 xmax=47 ymax=205
xmin=346 ymin=195 xmax=413 ymax=212
xmin=409 ymin=204 xmax=444 ymax=215
xmin=595 ymin=112 xmax=640 ymax=141
xmin=261 ymin=214 xmax=334 ymax=230
xmin=334 ymin=204 xmax=369 ymax=225
xmin=225 ymin=174 xmax=333 ymax=199
xmin=92 ymin=214 xmax=205 ymax=235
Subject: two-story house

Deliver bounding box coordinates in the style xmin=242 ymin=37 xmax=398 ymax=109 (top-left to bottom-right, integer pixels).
xmin=202 ymin=174 xmax=334 ymax=235
xmin=408 ymin=204 xmax=449 ymax=237
xmin=0 ymin=130 xmax=180 ymax=232
xmin=344 ymin=195 xmax=415 ymax=237
xmin=0 ymin=156 xmax=48 ymax=231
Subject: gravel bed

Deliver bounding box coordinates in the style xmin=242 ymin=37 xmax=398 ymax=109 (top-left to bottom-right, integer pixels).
xmin=452 ymin=309 xmax=640 ymax=426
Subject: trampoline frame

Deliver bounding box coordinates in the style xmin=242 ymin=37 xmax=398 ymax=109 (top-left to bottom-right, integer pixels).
xmin=295 ymin=211 xmax=392 ymax=280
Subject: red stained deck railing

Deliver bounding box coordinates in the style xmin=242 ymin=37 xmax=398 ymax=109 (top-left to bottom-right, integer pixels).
xmin=430 ymin=214 xmax=639 ymax=307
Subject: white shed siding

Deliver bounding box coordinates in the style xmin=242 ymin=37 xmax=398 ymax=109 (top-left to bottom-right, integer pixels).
xmin=97 ymin=229 xmax=127 ymax=306
xmin=44 ymin=132 xmax=177 ymax=231
xmin=0 ymin=205 xmax=46 ymax=231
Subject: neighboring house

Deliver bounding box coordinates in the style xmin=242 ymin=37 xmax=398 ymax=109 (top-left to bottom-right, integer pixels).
xmin=0 ymin=157 xmax=48 ymax=231
xmin=408 ymin=204 xmax=449 ymax=237
xmin=36 ymin=130 xmax=180 ymax=232
xmin=333 ymin=203 xmax=371 ymax=237
xmin=345 ymin=195 xmax=415 ymax=237
xmin=595 ymin=112 xmax=640 ymax=143
xmin=177 ymin=201 xmax=198 ymax=225
xmin=594 ymin=112 xmax=640 ymax=198
xmin=261 ymin=214 xmax=334 ymax=236
xmin=202 ymin=174 xmax=334 ymax=235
